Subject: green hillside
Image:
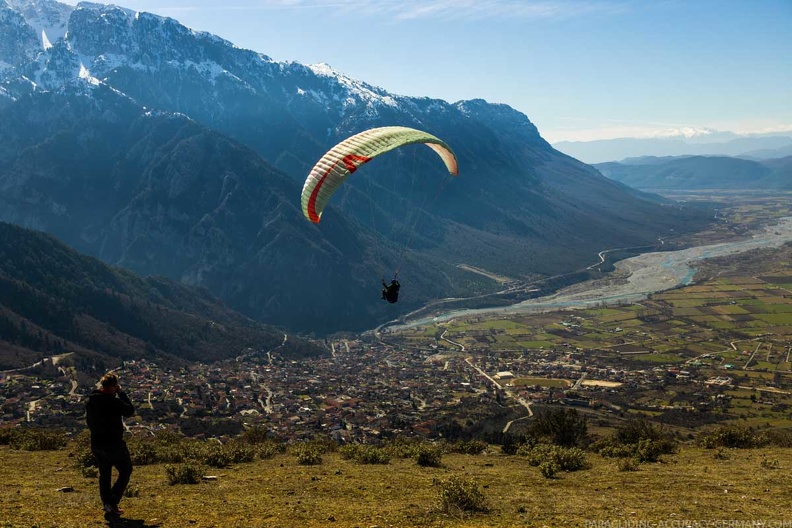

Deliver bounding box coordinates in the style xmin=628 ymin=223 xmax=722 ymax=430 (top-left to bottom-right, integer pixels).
xmin=0 ymin=222 xmax=322 ymax=372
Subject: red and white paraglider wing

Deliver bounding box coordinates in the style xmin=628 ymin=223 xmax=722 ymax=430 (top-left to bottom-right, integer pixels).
xmin=301 ymin=126 xmax=458 ymax=223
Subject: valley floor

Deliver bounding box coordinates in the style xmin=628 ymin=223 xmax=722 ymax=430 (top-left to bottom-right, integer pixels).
xmin=1 ymin=445 xmax=790 ymax=528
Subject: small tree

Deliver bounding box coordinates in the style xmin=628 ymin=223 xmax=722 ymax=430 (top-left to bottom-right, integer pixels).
xmin=529 ymin=408 xmax=589 ymax=447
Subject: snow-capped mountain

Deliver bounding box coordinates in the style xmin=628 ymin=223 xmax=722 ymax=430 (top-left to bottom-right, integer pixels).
xmin=0 ymin=0 xmax=711 ymax=333
xmin=6 ymin=0 xmax=71 ymax=49
xmin=0 ymin=0 xmax=42 ymax=67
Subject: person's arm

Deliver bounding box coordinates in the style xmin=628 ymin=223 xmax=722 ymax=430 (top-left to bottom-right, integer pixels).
xmin=115 ymin=390 xmax=135 ymax=417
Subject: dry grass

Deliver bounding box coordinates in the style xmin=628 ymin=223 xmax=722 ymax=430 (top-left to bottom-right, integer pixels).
xmin=1 ymin=445 xmax=791 ymax=527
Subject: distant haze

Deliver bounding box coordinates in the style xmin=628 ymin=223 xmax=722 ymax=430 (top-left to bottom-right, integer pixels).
xmin=553 ymin=133 xmax=792 ymax=164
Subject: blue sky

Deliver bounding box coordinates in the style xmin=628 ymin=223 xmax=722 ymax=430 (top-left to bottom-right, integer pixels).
xmin=59 ymin=0 xmax=792 ymax=142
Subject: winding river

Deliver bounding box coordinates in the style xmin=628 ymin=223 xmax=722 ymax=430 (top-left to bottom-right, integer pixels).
xmin=387 ymin=217 xmax=792 ymax=331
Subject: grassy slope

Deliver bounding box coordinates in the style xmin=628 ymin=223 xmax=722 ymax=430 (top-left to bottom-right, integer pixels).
xmin=1 ymin=446 xmax=790 ymax=527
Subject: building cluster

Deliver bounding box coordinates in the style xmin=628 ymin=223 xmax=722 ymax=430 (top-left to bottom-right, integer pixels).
xmin=2 ymin=323 xmax=789 ymax=438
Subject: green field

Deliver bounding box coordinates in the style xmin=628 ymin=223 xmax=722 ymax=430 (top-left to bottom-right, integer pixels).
xmin=391 ymin=242 xmax=792 ymax=432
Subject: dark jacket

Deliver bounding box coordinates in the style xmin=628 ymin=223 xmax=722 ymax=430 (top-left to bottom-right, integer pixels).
xmin=86 ymin=389 xmax=135 ymax=447
xmin=382 ymin=280 xmax=400 ymax=303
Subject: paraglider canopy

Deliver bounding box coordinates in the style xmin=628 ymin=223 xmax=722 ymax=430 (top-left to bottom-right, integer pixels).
xmin=301 ymin=126 xmax=458 ymax=223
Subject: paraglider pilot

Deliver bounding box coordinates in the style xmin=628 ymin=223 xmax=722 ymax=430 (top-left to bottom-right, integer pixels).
xmin=381 ymin=278 xmax=400 ymax=303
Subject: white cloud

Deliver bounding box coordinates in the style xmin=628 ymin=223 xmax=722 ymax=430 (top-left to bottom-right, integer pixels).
xmin=390 ymin=0 xmax=627 ymax=21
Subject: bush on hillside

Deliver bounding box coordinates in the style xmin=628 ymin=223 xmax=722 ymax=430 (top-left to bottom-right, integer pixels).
xmin=434 ymin=475 xmax=488 ymax=515
xmin=528 ymin=408 xmax=589 ymax=447
xmin=292 ymin=443 xmax=323 ymax=465
xmin=415 ymin=444 xmax=443 ymax=468
xmin=539 ymin=461 xmax=559 ymax=479
xmin=238 ymin=426 xmax=286 ymax=458
xmin=165 ymin=462 xmax=206 ymax=485
xmin=338 ymin=444 xmax=390 ymax=465
xmin=0 ymin=427 xmax=69 ymax=451
xmin=696 ymin=425 xmax=769 ymax=449
xmin=764 ymin=428 xmax=792 ymax=448
xmin=617 ymin=458 xmax=640 ymax=472
xmin=256 ymin=439 xmax=285 ymax=459
xmin=238 ymin=425 xmax=273 ymax=445
xmin=517 ymin=443 xmax=589 ymax=472
xmin=499 ymin=433 xmax=530 ymax=455
xmin=447 ymin=439 xmax=488 ymax=455
xmin=382 ymin=437 xmax=424 ymax=459
xmin=592 ymin=418 xmax=678 ymax=462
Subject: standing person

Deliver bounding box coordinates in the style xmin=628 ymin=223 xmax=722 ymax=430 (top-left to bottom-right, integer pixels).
xmin=86 ymin=372 xmax=135 ymax=516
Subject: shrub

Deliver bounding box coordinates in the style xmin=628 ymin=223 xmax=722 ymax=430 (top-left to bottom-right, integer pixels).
xmin=713 ymin=448 xmax=730 ymax=460
xmin=593 ymin=418 xmax=678 ymax=463
xmin=358 ymin=446 xmax=391 ymax=465
xmin=596 ymin=442 xmax=635 ymax=459
xmin=435 ymin=476 xmax=488 ymax=515
xmin=339 ymin=444 xmax=391 ymax=465
xmin=615 ymin=418 xmax=667 ymax=445
xmin=151 ymin=444 xmax=186 ymax=464
xmin=339 ymin=444 xmax=361 ymax=460
xmin=448 ymin=440 xmax=488 ymax=455
xmin=760 ymin=458 xmax=780 ymax=470
xmin=310 ymin=436 xmax=338 ymax=453
xmin=634 ymin=439 xmax=675 ymax=463
xmin=223 ymin=440 xmax=256 ymax=464
xmin=415 ymin=445 xmax=443 ymax=468
xmin=518 ymin=443 xmax=589 ymax=472
xmin=618 ymin=458 xmax=639 ymax=472
xmin=382 ymin=437 xmax=423 ymax=459
xmin=256 ymin=440 xmax=285 ymax=460
xmin=128 ymin=441 xmax=159 ymax=466
xmin=152 ymin=429 xmax=184 ymax=446
xmin=500 ymin=433 xmax=530 ymax=455
xmin=293 ymin=443 xmax=323 ymax=466
xmin=239 ymin=425 xmax=272 ymax=445
xmin=199 ymin=443 xmax=231 ymax=468
xmin=529 ymin=408 xmax=589 ymax=447
xmin=124 ymin=485 xmax=141 ymax=498
xmin=2 ymin=428 xmax=69 ymax=451
xmin=765 ymin=429 xmax=792 ymax=448
xmin=0 ymin=427 xmax=14 ymax=445
xmin=539 ymin=461 xmax=559 ymax=479
xmin=165 ymin=463 xmax=205 ymax=485
xmin=81 ymin=466 xmax=99 ymax=478
xmin=69 ymin=431 xmax=96 ymax=470
xmin=697 ymin=425 xmax=769 ymax=449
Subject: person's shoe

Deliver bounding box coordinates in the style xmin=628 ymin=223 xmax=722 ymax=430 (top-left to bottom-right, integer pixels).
xmin=103 ymin=503 xmax=123 ymax=515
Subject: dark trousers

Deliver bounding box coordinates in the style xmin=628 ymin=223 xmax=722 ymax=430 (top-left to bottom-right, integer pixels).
xmin=92 ymin=441 xmax=133 ymax=506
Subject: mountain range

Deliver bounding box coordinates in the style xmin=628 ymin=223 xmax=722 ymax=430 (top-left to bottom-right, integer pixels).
xmin=554 ymin=131 xmax=792 ymax=164
xmin=595 ymin=156 xmax=792 ymax=191
xmin=0 ymin=0 xmax=712 ymax=334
